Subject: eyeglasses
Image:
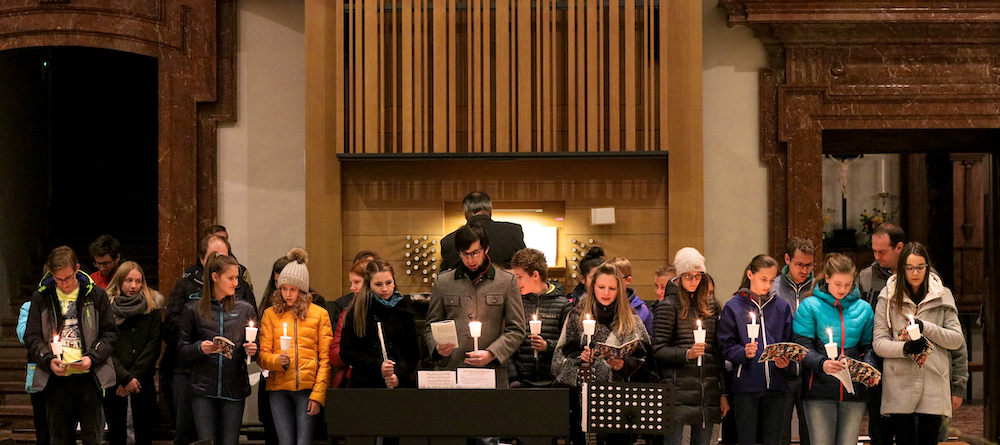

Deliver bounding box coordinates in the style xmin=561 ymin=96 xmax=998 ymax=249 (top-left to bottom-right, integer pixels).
xmin=94 ymin=259 xmax=115 ymax=268
xmin=680 ymin=272 xmax=704 ymax=281
xmin=459 ymin=248 xmax=484 ymax=260
xmin=905 ymin=264 xmax=928 ymax=274
xmin=53 ymin=274 xmax=76 ymax=285
xmin=791 ymin=261 xmax=814 ymax=269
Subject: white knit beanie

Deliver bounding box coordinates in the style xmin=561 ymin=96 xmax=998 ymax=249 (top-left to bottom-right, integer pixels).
xmin=672 ymin=247 xmax=706 ymax=276
xmin=277 ymin=247 xmax=309 ymax=293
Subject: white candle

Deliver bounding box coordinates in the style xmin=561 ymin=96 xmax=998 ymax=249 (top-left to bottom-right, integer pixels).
xmin=470 ymin=321 xmax=482 ymax=351
xmin=582 ymin=313 xmax=596 ymax=346
xmin=747 ymin=312 xmax=760 ymax=340
xmin=283 ymin=322 xmax=288 ymax=337
xmin=530 ymin=315 xmax=542 ymax=358
xmin=693 ymin=319 xmax=706 ymax=367
xmin=750 ymin=312 xmax=757 ymax=325
xmin=827 ymin=327 xmax=833 ymax=345
xmin=881 ymin=159 xmax=886 ymax=192
xmin=51 ymin=335 xmax=63 ymax=360
xmin=245 ymin=321 xmax=259 ymax=364
xmin=906 ymin=315 xmax=921 ymax=340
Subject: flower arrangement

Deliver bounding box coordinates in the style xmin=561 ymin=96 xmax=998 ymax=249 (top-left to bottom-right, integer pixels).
xmin=859 ymin=209 xmax=887 ymax=235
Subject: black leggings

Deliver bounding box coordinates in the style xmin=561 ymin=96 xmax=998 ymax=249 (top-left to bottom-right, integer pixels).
xmin=888 ymin=413 xmax=942 ymax=445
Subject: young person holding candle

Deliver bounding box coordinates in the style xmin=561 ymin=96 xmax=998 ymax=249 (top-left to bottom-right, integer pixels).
xmin=341 ymin=259 xmax=420 ymax=388
xmin=716 ymin=254 xmax=797 ymax=445
xmin=872 ymin=243 xmax=963 ymax=445
xmin=651 ymin=248 xmax=727 ymax=445
xmin=552 ymin=263 xmax=651 ymax=444
xmin=508 ymin=248 xmax=572 ymax=387
xmin=792 ymin=253 xmax=875 ymax=445
xmin=257 ymin=248 xmax=333 ymax=445
xmin=177 ymin=253 xmax=258 ymax=445
xmin=103 ymin=261 xmax=165 ymax=445
xmin=24 ymin=246 xmax=119 ymax=445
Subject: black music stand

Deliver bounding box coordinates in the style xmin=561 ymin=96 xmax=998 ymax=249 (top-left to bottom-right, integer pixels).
xmin=584 ymin=381 xmax=673 ymax=436
xmin=326 ymin=388 xmax=571 ymax=445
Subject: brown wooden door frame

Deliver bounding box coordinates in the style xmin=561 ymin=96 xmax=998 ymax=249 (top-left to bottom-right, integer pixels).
xmin=0 ymin=1 xmax=236 ymax=291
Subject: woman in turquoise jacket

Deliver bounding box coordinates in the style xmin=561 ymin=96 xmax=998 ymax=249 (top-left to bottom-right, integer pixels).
xmin=792 ymin=253 xmax=875 ymax=445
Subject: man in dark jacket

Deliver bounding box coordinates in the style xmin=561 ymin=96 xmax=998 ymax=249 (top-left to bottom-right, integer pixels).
xmin=770 ymin=237 xmax=816 ymax=445
xmin=440 ymin=191 xmax=526 ymax=271
xmin=24 ymin=246 xmax=119 ymax=445
xmin=508 ymin=248 xmax=571 ymax=387
xmin=161 ymin=234 xmax=254 ymax=445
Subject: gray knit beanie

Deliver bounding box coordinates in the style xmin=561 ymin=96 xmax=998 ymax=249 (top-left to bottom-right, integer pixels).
xmin=277 ymin=247 xmax=309 ymax=293
xmin=672 ymin=247 xmax=706 ymax=276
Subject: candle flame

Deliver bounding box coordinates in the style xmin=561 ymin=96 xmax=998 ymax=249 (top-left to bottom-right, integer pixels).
xmin=53 ymin=335 xmax=59 ymax=342
xmin=585 ymin=313 xmax=592 ymax=320
xmin=249 ymin=320 xmax=254 ymax=328
xmin=533 ymin=314 xmax=538 ymax=321
xmin=750 ymin=312 xmax=756 ymax=322
xmin=908 ymin=315 xmax=915 ymax=324
xmin=697 ymin=319 xmax=702 ymax=329
xmin=827 ymin=327 xmax=832 ymax=336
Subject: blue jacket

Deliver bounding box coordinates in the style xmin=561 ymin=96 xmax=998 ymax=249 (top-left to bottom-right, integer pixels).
xmin=793 ymin=282 xmax=875 ymax=402
xmin=717 ymin=289 xmax=798 ymax=393
xmin=628 ymin=288 xmax=654 ymax=336
xmin=17 ymin=302 xmax=37 ymax=394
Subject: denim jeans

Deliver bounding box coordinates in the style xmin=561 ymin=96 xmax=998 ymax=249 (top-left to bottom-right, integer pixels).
xmin=781 ymin=379 xmax=809 ymax=445
xmin=664 ymin=422 xmax=714 ymax=445
xmin=172 ymin=373 xmax=198 ymax=445
xmin=192 ymin=395 xmax=246 ymax=445
xmin=269 ymin=389 xmax=316 ymax=445
xmin=733 ymin=391 xmax=785 ymax=445
xmin=44 ymin=374 xmax=104 ymax=445
xmin=803 ymin=399 xmax=865 ymax=445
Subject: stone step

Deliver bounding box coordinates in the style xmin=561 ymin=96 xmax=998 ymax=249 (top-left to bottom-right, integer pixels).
xmin=0 ymin=359 xmax=28 ymax=382
xmin=0 ymin=405 xmax=35 ymax=431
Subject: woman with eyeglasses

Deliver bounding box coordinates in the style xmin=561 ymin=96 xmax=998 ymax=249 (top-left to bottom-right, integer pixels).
xmin=651 ymin=248 xmax=727 ymax=445
xmin=872 ymin=242 xmax=963 ymax=445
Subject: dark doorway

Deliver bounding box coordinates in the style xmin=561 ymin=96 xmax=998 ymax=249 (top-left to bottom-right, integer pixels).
xmin=0 ymin=47 xmax=158 ymax=300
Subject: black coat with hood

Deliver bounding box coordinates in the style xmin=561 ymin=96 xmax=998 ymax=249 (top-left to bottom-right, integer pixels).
xmin=509 ymin=282 xmax=572 ymax=386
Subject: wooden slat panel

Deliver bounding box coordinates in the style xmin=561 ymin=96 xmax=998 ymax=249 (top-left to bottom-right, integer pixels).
xmin=645 ymin=0 xmax=653 ymax=152
xmin=432 ymin=0 xmax=447 ymax=153
xmin=472 ymin=0 xmax=481 ymax=152
xmin=624 ymin=0 xmax=637 ymax=151
xmin=659 ymin=0 xmax=669 ymax=152
xmin=388 ymin=5 xmax=398 ymax=153
xmin=483 ymin=0 xmax=492 ymax=152
xmin=495 ymin=0 xmax=510 ymax=153
xmin=349 ymin=0 xmax=360 ymax=153
xmin=586 ymin=0 xmax=598 ymax=152
xmin=535 ymin=0 xmax=543 ymax=152
xmin=333 ymin=0 xmax=346 ymax=154
xmin=363 ymin=0 xmax=379 ymax=153
xmin=401 ymin=0 xmax=414 ymax=153
xmin=608 ymin=0 xmax=621 ymax=151
xmin=342 ymin=209 xmax=446 ymax=235
xmin=378 ymin=0 xmax=385 ymax=153
xmin=416 ymin=1 xmax=426 ymax=153
xmin=566 ymin=1 xmax=577 ymax=152
xmin=516 ymin=0 xmax=531 ymax=152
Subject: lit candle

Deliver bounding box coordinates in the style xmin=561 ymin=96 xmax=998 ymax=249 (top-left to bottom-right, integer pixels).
xmin=906 ymin=315 xmax=921 ymax=341
xmin=469 ymin=321 xmax=482 ymax=351
xmin=747 ymin=312 xmax=760 ymax=340
xmin=881 ymin=159 xmax=886 ymax=192
xmin=582 ymin=313 xmax=596 ymax=346
xmin=283 ymin=322 xmax=287 ymax=337
xmin=693 ymin=319 xmax=706 ymax=367
xmin=530 ymin=314 xmax=543 ymax=359
xmin=825 ymin=327 xmax=838 ymax=359
xmin=51 ymin=334 xmax=63 ymax=360
xmin=245 ymin=321 xmax=259 ymax=364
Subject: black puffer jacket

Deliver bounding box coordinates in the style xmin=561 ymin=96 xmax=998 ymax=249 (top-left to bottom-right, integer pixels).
xmin=177 ymin=297 xmax=257 ymax=399
xmin=111 ymin=292 xmax=165 ymax=385
xmin=651 ymin=281 xmax=726 ymax=425
xmin=340 ymin=293 xmax=420 ymax=389
xmin=510 ymin=283 xmax=572 ymax=386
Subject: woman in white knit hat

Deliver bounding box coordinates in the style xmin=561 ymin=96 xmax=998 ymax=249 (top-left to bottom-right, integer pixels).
xmin=257 ymin=248 xmax=334 ymax=445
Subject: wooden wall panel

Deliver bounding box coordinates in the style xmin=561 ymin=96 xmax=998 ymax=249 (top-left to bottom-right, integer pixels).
xmin=339 ymin=158 xmax=669 ymax=297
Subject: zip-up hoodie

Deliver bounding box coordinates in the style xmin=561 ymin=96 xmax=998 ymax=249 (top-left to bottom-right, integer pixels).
xmin=717 ymin=289 xmax=797 ymax=394
xmin=792 ymin=281 xmax=874 ymax=402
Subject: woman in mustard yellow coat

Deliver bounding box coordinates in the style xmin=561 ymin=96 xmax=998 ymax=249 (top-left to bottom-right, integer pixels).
xmin=258 ymin=248 xmax=333 ymax=445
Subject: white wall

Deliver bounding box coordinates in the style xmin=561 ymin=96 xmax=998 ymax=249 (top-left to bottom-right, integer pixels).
xmin=217 ymin=0 xmax=305 ymax=424
xmin=218 ymin=0 xmax=306 ymax=305
xmin=702 ymin=0 xmax=768 ymax=302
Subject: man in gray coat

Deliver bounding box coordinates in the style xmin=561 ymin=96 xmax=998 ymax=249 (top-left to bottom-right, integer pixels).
xmin=424 ymin=223 xmax=527 ymax=388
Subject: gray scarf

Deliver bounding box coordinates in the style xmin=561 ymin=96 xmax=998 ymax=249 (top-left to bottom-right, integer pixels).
xmin=112 ymin=292 xmax=148 ymax=324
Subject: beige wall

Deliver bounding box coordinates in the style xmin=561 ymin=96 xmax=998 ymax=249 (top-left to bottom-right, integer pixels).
xmin=218 ymin=0 xmax=307 ymax=306
xmin=702 ymin=0 xmax=768 ymax=302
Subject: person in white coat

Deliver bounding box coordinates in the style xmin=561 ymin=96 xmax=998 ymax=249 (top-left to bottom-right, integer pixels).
xmin=872 ymin=242 xmax=963 ymax=445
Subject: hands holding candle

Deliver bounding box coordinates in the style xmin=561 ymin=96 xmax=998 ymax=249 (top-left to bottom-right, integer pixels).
xmin=464 ymin=320 xmax=494 ymax=367
xmin=691 ymin=319 xmax=707 ymax=366
xmin=280 ymin=322 xmax=292 ymax=351
xmin=906 ymin=315 xmax=922 ymax=340
xmin=245 ymin=321 xmax=259 ymax=364
xmin=744 ymin=311 xmax=759 ymax=359
xmin=529 ymin=314 xmax=544 ymax=357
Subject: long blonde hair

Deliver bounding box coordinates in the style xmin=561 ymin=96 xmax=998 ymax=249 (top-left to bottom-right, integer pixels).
xmin=580 ymin=263 xmax=637 ymax=338
xmin=105 ymin=261 xmax=159 ymax=314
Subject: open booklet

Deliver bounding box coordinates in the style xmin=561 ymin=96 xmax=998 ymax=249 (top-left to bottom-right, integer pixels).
xmin=758 ymin=342 xmax=808 ymax=363
xmin=591 ymin=338 xmax=642 ymax=361
xmin=430 ymin=320 xmax=459 ymax=346
xmin=212 ymin=336 xmax=235 ymax=359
